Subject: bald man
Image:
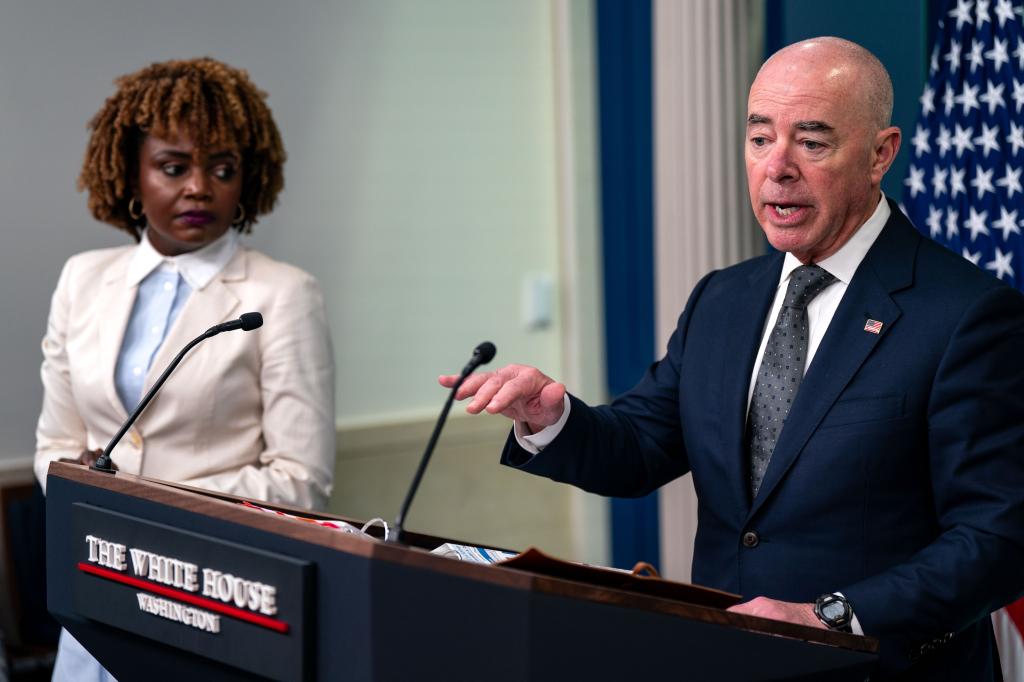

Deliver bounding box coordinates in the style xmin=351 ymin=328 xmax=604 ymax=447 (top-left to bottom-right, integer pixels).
xmin=442 ymin=38 xmax=1024 ymax=679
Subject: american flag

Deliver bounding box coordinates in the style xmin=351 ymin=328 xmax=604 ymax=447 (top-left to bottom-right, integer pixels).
xmin=901 ymin=0 xmax=1024 ymax=676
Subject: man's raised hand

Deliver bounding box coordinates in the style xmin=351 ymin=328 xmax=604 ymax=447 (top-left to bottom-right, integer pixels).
xmin=439 ymin=364 xmax=566 ymax=433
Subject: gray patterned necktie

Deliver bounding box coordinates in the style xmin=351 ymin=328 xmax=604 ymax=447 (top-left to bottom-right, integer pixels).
xmin=747 ymin=264 xmax=836 ymax=498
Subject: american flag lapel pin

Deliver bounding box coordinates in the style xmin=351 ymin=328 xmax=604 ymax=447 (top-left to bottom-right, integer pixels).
xmin=863 ymin=318 xmax=883 ymax=334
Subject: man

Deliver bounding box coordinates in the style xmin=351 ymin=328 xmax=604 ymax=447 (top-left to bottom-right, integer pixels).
xmin=442 ymin=38 xmax=1024 ymax=679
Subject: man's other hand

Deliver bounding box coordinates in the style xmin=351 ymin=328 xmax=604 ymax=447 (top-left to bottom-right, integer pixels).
xmin=439 ymin=364 xmax=566 ymax=433
xmin=727 ymin=596 xmax=825 ymax=629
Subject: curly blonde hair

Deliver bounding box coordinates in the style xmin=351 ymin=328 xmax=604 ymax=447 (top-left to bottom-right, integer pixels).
xmin=78 ymin=57 xmax=286 ymax=238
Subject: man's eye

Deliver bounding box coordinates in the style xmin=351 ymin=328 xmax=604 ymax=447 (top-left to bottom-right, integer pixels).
xmin=803 ymin=140 xmax=823 ymax=150
xmin=751 ymin=136 xmax=767 ymax=147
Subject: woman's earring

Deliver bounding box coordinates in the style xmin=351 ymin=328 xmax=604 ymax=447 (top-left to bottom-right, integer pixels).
xmin=232 ymin=204 xmax=246 ymax=226
xmin=128 ymin=197 xmax=144 ymax=221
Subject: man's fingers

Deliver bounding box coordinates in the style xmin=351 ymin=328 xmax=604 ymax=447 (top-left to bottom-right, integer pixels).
xmin=484 ymin=373 xmax=540 ymax=414
xmin=438 ymin=374 xmax=461 ymax=388
xmin=448 ymin=372 xmax=490 ymax=400
xmin=465 ymin=372 xmax=509 ymax=413
xmin=539 ymin=381 xmax=566 ymax=410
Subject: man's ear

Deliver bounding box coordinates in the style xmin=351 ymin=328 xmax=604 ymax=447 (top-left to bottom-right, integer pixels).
xmin=871 ymin=126 xmax=901 ymax=184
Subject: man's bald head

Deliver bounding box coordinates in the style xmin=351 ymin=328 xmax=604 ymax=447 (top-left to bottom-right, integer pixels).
xmin=756 ymin=37 xmax=894 ymax=131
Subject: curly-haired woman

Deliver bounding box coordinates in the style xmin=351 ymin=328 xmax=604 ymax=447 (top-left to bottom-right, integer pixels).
xmin=36 ymin=57 xmax=336 ymax=681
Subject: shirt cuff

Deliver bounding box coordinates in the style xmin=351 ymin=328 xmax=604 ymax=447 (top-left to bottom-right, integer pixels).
xmin=834 ymin=592 xmax=864 ymax=636
xmin=513 ymin=394 xmax=572 ymax=455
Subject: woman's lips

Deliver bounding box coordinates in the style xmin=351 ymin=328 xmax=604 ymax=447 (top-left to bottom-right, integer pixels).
xmin=178 ymin=211 xmax=215 ymax=226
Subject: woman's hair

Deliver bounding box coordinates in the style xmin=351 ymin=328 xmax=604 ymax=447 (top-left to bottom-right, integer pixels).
xmin=78 ymin=57 xmax=286 ymax=238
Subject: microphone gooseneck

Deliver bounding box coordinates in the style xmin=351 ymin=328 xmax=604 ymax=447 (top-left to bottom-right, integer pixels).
xmin=390 ymin=341 xmax=497 ymax=543
xmin=90 ymin=312 xmax=264 ymax=474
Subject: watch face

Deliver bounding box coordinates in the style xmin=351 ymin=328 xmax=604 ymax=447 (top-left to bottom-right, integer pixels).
xmin=822 ymin=600 xmax=846 ymax=621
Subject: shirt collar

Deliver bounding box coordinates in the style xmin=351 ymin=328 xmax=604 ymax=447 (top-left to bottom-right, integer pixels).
xmin=126 ymin=229 xmax=240 ymax=290
xmin=779 ymin=193 xmax=890 ymax=286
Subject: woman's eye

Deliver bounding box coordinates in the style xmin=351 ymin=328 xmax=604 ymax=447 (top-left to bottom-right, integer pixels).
xmin=213 ymin=165 xmax=237 ymax=181
xmin=162 ymin=163 xmax=185 ymax=177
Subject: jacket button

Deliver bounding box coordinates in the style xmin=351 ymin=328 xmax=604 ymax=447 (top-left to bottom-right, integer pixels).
xmin=742 ymin=531 xmax=759 ymax=548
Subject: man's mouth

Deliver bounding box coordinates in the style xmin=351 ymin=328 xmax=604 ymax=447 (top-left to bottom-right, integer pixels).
xmin=766 ymin=203 xmax=810 ymax=221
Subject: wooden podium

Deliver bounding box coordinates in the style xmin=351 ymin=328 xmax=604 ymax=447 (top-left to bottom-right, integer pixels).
xmin=45 ymin=462 xmax=878 ymax=681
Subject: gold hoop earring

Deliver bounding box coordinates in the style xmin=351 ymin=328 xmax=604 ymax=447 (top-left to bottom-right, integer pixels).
xmin=128 ymin=197 xmax=144 ymax=221
xmin=232 ymin=204 xmax=246 ymax=226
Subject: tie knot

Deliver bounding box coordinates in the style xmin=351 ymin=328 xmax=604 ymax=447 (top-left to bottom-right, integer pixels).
xmin=783 ymin=264 xmax=836 ymax=310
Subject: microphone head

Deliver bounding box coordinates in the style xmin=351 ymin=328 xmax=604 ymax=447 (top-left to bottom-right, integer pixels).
xmin=473 ymin=341 xmax=496 ymax=365
xmin=240 ymin=312 xmax=264 ymax=331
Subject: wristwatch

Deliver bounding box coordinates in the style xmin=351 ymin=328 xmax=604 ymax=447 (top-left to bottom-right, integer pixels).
xmin=814 ymin=593 xmax=853 ymax=632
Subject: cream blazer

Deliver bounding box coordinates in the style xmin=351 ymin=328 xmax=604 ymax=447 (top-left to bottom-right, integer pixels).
xmin=34 ymin=243 xmax=335 ymax=510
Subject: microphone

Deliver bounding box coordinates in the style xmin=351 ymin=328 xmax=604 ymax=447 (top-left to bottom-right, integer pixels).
xmin=389 ymin=341 xmax=497 ymax=543
xmin=90 ymin=312 xmax=264 ymax=474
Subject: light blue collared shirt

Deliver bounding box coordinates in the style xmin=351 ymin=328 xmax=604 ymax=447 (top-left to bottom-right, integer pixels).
xmin=114 ymin=229 xmax=240 ymax=412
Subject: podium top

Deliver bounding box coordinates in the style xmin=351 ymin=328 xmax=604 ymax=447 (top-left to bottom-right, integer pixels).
xmin=47 ymin=462 xmax=878 ymax=656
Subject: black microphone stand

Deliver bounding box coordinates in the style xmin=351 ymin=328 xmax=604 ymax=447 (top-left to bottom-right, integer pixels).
xmin=91 ymin=314 xmax=263 ymax=474
xmin=390 ymin=342 xmax=495 ymax=543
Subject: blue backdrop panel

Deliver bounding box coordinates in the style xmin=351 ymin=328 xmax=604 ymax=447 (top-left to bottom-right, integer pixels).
xmin=595 ymin=0 xmax=659 ymax=570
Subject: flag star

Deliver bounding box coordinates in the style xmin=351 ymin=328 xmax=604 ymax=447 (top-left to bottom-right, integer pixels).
xmin=1009 ymin=121 xmax=1024 ymax=155
xmin=904 ymin=165 xmax=927 ymax=198
xmin=972 ymin=165 xmax=996 ymax=198
xmin=964 ymin=207 xmax=990 ymax=241
xmin=968 ymin=39 xmax=986 ymax=73
xmin=905 ymin=164 xmax=927 ymax=198
xmin=920 ymin=85 xmax=936 ymax=116
xmin=974 ymin=122 xmax=1001 ymax=157
xmin=946 ymin=38 xmax=964 ymax=74
xmin=931 ymin=45 xmax=940 ymax=74
xmin=995 ymin=0 xmax=1015 ymax=27
xmin=996 ymin=163 xmax=1023 ymax=197
xmin=986 ymin=36 xmax=1010 ymax=71
xmin=951 ymin=165 xmax=968 ymax=197
xmin=937 ymin=124 xmax=953 ymax=157
xmin=993 ymin=205 xmax=1021 ymax=240
xmin=956 ymin=82 xmax=981 ymax=115
xmin=944 ymin=85 xmax=957 ymax=115
xmin=976 ymin=0 xmax=991 ymax=26
xmin=1012 ymin=78 xmax=1024 ymax=112
xmin=932 ymin=165 xmax=949 ymax=197
xmin=927 ymin=205 xmax=944 ymax=238
xmin=963 ymin=248 xmax=983 ymax=265
xmin=952 ymin=123 xmax=976 ymax=157
xmin=947 ymin=207 xmax=961 ymax=240
xmin=1015 ymin=40 xmax=1024 ymax=70
xmin=980 ymin=79 xmax=1006 ymax=114
xmin=911 ymin=124 xmax=931 ymax=157
xmin=986 ymin=247 xmax=1015 ymax=281
xmin=949 ymin=0 xmax=974 ymax=30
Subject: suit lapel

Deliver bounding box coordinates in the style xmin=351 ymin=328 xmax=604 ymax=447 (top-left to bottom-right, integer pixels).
xmin=98 ymin=252 xmax=136 ymax=420
xmin=748 ymin=207 xmax=917 ymax=517
xmin=719 ymin=253 xmax=783 ymax=512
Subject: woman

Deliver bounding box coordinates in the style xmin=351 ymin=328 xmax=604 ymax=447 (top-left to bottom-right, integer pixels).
xmin=34 ymin=58 xmax=335 ymax=681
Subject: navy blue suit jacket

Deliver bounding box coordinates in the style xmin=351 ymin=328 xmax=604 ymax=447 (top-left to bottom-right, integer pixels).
xmin=502 ymin=204 xmax=1024 ymax=679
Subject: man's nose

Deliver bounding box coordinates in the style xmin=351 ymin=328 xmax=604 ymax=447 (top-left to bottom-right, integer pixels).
xmin=765 ymin=143 xmax=799 ymax=183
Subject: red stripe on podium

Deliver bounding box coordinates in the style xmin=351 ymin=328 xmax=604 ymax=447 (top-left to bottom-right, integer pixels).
xmin=77 ymin=562 xmax=290 ymax=634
